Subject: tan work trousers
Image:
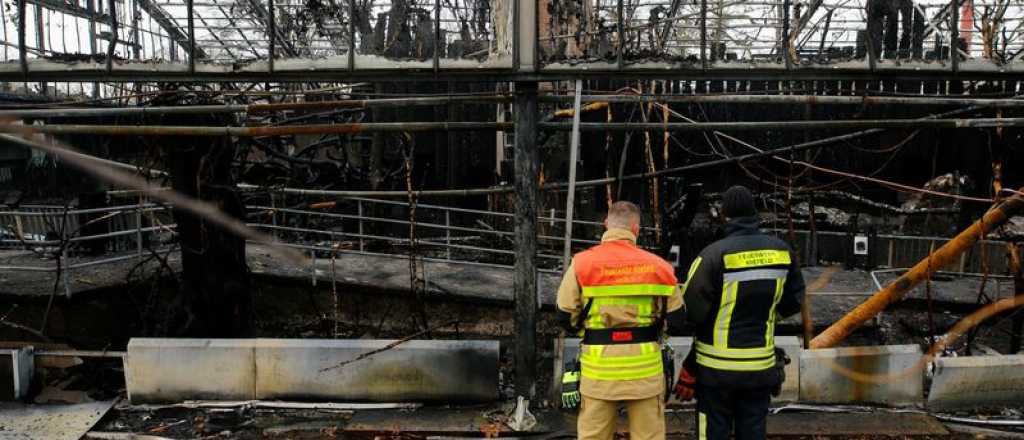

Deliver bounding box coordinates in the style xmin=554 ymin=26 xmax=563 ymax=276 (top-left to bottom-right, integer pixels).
xmin=577 ymin=394 xmax=665 ymax=440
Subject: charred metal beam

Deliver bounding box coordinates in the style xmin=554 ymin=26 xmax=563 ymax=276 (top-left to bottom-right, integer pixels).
xmin=5 ymin=122 xmax=512 ymax=136
xmin=810 ymin=190 xmax=1024 ymax=349
xmin=135 ymin=0 xmax=206 ymax=59
xmin=0 ymin=95 xmax=512 ymax=118
xmin=540 ymin=117 xmax=1024 ymax=132
xmin=541 ymin=94 xmax=1024 ymax=107
xmin=514 ymin=81 xmax=539 ymax=399
xmin=24 ymin=0 xmax=109 ymax=21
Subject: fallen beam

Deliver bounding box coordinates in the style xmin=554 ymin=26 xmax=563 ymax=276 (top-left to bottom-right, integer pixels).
xmin=810 ymin=189 xmax=1024 ymax=349
xmin=0 ymin=122 xmax=513 ymax=136
xmin=541 ymin=94 xmax=1024 ymax=108
xmin=541 ymin=118 xmax=1024 ymax=132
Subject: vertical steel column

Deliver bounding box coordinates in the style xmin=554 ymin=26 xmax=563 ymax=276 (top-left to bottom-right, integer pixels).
xmin=87 ymin=0 xmax=98 ymax=97
xmin=17 ymin=0 xmax=27 ymax=77
xmin=34 ymin=3 xmax=45 ymax=93
xmin=514 ymin=81 xmax=539 ymax=399
xmin=131 ymin=0 xmax=141 ymax=59
xmin=782 ymin=0 xmax=791 ymax=69
xmin=268 ymin=0 xmax=275 ymax=72
xmin=433 ymin=0 xmax=440 ymax=72
xmin=348 ymin=0 xmax=355 ymax=71
xmin=136 ymin=198 xmax=143 ymax=257
xmin=186 ymin=0 xmax=195 ymax=74
xmin=357 ymin=200 xmax=364 ymax=251
xmin=562 ymin=79 xmax=582 ymax=270
xmin=700 ymin=0 xmax=707 ymax=69
xmin=512 ymin=0 xmax=520 ymax=70
xmin=616 ymin=0 xmax=624 ymax=69
xmin=105 ymin=0 xmax=116 ymax=74
xmin=445 ymin=210 xmax=451 ymax=260
xmin=950 ymin=0 xmax=959 ymax=73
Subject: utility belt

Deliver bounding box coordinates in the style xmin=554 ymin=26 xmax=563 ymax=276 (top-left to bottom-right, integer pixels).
xmin=582 ymin=326 xmax=660 ymax=345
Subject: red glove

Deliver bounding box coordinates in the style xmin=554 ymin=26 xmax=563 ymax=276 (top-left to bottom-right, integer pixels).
xmin=673 ymin=365 xmax=696 ymax=401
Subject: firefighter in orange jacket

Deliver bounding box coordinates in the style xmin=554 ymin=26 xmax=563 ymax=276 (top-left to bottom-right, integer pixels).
xmin=556 ymin=201 xmax=684 ymax=440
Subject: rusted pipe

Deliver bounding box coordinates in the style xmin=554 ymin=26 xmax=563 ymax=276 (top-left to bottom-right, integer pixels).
xmin=809 ymin=189 xmax=1024 ymax=349
xmin=0 ymin=122 xmax=512 ymax=136
xmin=553 ymin=102 xmax=609 ymax=118
xmin=541 ymin=118 xmax=1024 ymax=132
xmin=0 ymin=96 xmax=512 ymax=118
xmin=541 ymin=94 xmax=1024 ymax=108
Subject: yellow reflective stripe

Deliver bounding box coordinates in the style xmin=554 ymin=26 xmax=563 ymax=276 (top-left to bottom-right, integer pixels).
xmin=582 ymin=283 xmax=676 ymax=297
xmin=696 ymin=353 xmax=775 ymax=371
xmin=723 ymin=249 xmax=791 ymax=269
xmin=585 ymin=297 xmax=659 ymax=328
xmin=581 ymin=364 xmax=663 ymax=380
xmin=685 ymin=257 xmax=703 ymax=285
xmin=713 ymin=281 xmax=737 ymax=348
xmin=581 ymin=353 xmax=661 ymax=368
xmin=765 ymin=277 xmax=785 ymax=346
xmin=698 ymin=413 xmax=707 ymax=440
xmin=695 ymin=341 xmax=773 ymax=359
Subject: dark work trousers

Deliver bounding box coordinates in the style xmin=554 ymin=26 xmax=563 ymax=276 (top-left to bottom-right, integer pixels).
xmin=695 ymin=384 xmax=772 ymax=440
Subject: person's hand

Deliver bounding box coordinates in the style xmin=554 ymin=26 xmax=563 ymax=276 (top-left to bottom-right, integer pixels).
xmin=673 ymin=365 xmax=696 ymax=401
xmin=561 ymin=369 xmax=581 ymax=409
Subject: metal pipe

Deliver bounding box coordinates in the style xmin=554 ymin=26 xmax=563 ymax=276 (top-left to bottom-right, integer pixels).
xmin=0 ymin=96 xmax=512 ymax=118
xmin=34 ymin=349 xmax=125 ymax=358
xmin=562 ymin=80 xmax=582 ymax=270
xmin=539 ymin=94 xmax=1024 ymax=107
xmin=540 ymin=118 xmax=1024 ymax=132
xmin=5 ymin=122 xmax=512 ymax=136
xmin=809 ymin=189 xmax=1024 ymax=349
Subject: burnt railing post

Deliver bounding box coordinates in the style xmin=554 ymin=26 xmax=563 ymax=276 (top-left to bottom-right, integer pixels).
xmin=700 ymin=0 xmax=707 ymax=69
xmin=348 ymin=0 xmax=355 ymax=71
xmin=617 ymin=0 xmax=624 ymax=69
xmin=433 ymin=0 xmax=440 ymax=72
xmin=17 ymin=0 xmax=27 ymax=77
xmin=950 ymin=0 xmax=960 ymax=73
xmin=268 ymin=0 xmax=275 ymax=72
xmin=187 ymin=0 xmax=195 ymax=74
xmin=782 ymin=0 xmax=791 ymax=69
xmin=514 ymin=81 xmax=539 ymax=399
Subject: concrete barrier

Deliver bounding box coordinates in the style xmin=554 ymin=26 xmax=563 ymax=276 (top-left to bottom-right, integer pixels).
xmin=928 ymin=355 xmax=1024 ymax=411
xmin=560 ymin=336 xmax=802 ymax=402
xmin=0 ymin=347 xmax=33 ymax=401
xmin=126 ymin=339 xmax=257 ymax=404
xmin=125 ymin=338 xmax=499 ymax=404
xmin=254 ymin=339 xmax=499 ymax=402
xmin=800 ymin=345 xmax=923 ymax=406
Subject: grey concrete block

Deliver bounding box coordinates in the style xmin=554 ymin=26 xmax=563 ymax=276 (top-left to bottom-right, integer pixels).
xmin=125 ymin=338 xmax=256 ymax=404
xmin=254 ymin=339 xmax=499 ymax=402
xmin=561 ymin=336 xmax=802 ymax=401
xmin=0 ymin=347 xmax=34 ymax=401
xmin=800 ymin=345 xmax=923 ymax=406
xmin=928 ymin=355 xmax=1024 ymax=411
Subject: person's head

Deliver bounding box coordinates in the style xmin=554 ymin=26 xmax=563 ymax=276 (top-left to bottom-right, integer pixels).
xmin=721 ymin=185 xmax=757 ymax=220
xmin=604 ymin=201 xmax=642 ymax=236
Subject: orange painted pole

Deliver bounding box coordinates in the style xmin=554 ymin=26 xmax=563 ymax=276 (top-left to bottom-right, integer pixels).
xmin=809 ymin=188 xmax=1024 ymax=349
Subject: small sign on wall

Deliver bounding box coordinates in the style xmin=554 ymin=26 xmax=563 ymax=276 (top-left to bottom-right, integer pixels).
xmin=853 ymin=235 xmax=869 ymax=256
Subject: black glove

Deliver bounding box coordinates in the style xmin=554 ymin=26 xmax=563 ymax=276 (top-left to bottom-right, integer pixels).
xmin=561 ymin=360 xmax=581 ymax=409
xmin=771 ymin=348 xmax=791 ymax=398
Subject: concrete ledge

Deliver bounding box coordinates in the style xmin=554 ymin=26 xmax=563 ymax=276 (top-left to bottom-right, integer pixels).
xmin=254 ymin=339 xmax=499 ymax=402
xmin=126 ymin=339 xmax=257 ymax=404
xmin=125 ymin=338 xmax=499 ymax=404
xmin=0 ymin=347 xmax=33 ymax=401
xmin=560 ymin=337 xmax=802 ymax=402
xmin=928 ymin=355 xmax=1024 ymax=411
xmin=800 ymin=345 xmax=923 ymax=406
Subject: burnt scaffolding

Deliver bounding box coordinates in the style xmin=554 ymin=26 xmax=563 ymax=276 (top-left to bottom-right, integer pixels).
xmin=4 ymin=0 xmax=1024 ymax=86
xmin=5 ymin=82 xmax=1024 ymax=396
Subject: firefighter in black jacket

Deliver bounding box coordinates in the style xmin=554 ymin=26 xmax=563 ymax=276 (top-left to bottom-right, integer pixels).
xmin=671 ymin=185 xmax=805 ymax=440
